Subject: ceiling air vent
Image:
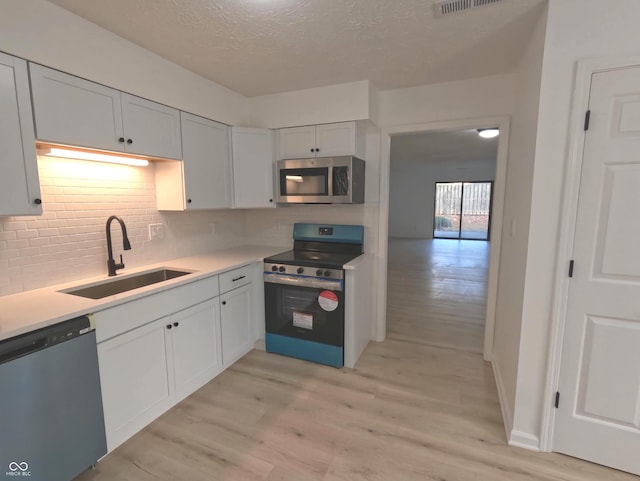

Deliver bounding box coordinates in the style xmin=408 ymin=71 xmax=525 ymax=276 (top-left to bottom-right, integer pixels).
xmin=434 ymin=0 xmax=502 ymax=17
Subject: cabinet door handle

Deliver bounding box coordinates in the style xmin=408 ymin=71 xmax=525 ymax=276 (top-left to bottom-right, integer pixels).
xmin=118 ymin=137 xmax=125 ymax=143
xmin=232 ymin=275 xmax=246 ymax=282
xmin=221 ymin=300 xmax=227 ymax=306
xmin=173 ymin=322 xmax=179 ymax=327
xmin=166 ymin=324 xmax=172 ymax=330
xmin=187 ymin=199 xmax=192 ymax=204
xmin=34 ymin=198 xmax=42 ymax=205
xmin=310 ymin=148 xmax=314 ymax=153
xmin=127 ymin=139 xmax=133 ymax=144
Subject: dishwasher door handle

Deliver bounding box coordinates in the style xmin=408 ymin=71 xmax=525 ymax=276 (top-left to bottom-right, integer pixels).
xmin=0 ymin=337 xmax=47 ymax=365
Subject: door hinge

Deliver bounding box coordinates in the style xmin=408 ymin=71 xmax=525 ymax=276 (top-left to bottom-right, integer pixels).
xmin=584 ymin=110 xmax=591 ymax=131
xmin=555 ymin=391 xmax=560 ymax=409
xmin=568 ymin=260 xmax=574 ymax=278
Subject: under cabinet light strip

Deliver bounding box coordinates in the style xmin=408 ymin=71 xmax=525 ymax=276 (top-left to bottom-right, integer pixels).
xmin=37 ymin=147 xmax=150 ymax=167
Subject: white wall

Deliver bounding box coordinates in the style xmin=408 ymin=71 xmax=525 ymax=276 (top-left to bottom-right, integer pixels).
xmin=377 ymin=74 xmax=516 ymax=127
xmin=389 ymin=158 xmax=496 ymax=238
xmin=491 ymin=4 xmax=548 ymax=448
xmin=0 ymin=0 xmax=246 ymax=125
xmin=510 ymin=0 xmax=640 ymax=446
xmin=246 ymin=80 xmax=372 ymax=129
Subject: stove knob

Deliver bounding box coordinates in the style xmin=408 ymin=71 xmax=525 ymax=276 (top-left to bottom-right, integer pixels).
xmin=297 ymin=267 xmax=304 ymax=274
xmin=324 ymin=270 xmax=331 ymax=277
xmin=278 ymin=266 xmax=286 ymax=273
xmin=271 ymin=265 xmax=278 ymax=272
xmin=316 ymin=269 xmax=323 ymax=277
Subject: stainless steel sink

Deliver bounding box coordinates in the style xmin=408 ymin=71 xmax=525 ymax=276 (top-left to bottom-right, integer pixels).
xmin=61 ymin=268 xmax=193 ymax=299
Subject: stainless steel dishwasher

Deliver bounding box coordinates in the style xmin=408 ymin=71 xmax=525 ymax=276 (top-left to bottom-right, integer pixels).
xmin=0 ymin=315 xmax=107 ymax=481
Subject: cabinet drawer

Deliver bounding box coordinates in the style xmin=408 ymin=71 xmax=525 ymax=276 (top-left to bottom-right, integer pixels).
xmin=219 ymin=265 xmax=252 ymax=293
xmin=94 ymin=275 xmax=219 ymax=343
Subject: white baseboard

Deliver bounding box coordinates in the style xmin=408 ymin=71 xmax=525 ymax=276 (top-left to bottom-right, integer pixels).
xmin=492 ymin=355 xmax=542 ymax=452
xmin=508 ymin=430 xmax=541 ymax=451
xmin=253 ymin=338 xmax=265 ymax=351
xmin=491 ymin=355 xmax=513 ymax=441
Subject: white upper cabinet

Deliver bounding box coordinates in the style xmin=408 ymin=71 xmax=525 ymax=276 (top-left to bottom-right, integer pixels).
xmin=155 ymin=112 xmax=231 ymax=211
xmin=29 ymin=64 xmax=124 ymax=152
xmin=277 ymin=125 xmax=317 ymax=159
xmin=120 ymin=93 xmax=182 ymax=159
xmin=278 ymin=121 xmax=366 ymax=160
xmin=231 ymin=127 xmax=275 ymax=209
xmin=29 ymin=64 xmax=182 ymax=160
xmin=0 ymin=53 xmax=42 ymax=216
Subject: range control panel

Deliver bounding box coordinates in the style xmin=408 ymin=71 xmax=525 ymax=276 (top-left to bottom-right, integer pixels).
xmin=263 ymin=263 xmax=344 ymax=280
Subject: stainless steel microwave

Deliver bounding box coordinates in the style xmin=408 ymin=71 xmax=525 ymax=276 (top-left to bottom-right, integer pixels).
xmin=275 ymin=156 xmax=365 ymax=204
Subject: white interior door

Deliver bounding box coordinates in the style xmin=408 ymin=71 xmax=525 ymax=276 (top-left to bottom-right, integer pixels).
xmin=554 ymin=66 xmax=640 ymax=475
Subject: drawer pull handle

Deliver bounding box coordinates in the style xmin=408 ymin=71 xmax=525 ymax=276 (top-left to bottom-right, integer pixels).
xmin=232 ymin=275 xmax=246 ymax=282
xmin=222 ymin=301 xmax=227 ymax=306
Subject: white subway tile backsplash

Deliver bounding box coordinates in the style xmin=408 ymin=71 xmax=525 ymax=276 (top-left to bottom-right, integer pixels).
xmin=6 ymin=240 xmax=30 ymax=250
xmin=28 ymin=238 xmax=50 ymax=248
xmin=0 ymin=156 xmax=246 ymax=296
xmin=0 ymin=249 xmax=20 ymax=260
xmin=16 ymin=230 xmax=40 ymax=240
xmin=2 ymin=222 xmax=26 ymax=231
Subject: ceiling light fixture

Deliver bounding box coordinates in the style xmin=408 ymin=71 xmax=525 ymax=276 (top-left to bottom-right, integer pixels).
xmin=477 ymin=128 xmax=499 ymax=139
xmin=37 ymin=147 xmax=150 ymax=167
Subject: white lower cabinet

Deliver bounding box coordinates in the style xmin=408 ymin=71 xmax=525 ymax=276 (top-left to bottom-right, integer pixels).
xmin=98 ymin=298 xmax=222 ymax=451
xmin=95 ymin=275 xmax=222 ymax=452
xmin=169 ymin=299 xmax=222 ymax=401
xmin=220 ymin=283 xmax=253 ymax=367
xmin=98 ymin=317 xmax=174 ymax=451
xmin=95 ymin=265 xmax=259 ymax=452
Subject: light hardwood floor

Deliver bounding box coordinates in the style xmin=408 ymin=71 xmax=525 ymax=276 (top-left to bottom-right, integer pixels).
xmin=76 ymin=239 xmax=638 ymax=481
xmin=386 ymin=238 xmax=489 ymax=354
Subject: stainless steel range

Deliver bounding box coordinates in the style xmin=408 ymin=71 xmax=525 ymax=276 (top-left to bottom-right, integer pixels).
xmin=263 ymin=223 xmax=364 ymax=367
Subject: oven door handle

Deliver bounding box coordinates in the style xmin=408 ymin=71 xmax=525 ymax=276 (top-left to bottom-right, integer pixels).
xmin=264 ymin=273 xmax=343 ymax=291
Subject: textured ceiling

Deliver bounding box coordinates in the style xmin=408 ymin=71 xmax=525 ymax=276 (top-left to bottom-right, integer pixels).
xmin=391 ymin=129 xmax=498 ymax=167
xmin=45 ymin=0 xmax=546 ymax=97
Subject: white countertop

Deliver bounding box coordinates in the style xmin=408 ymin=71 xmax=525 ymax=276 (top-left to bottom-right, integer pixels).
xmin=0 ymin=245 xmax=286 ymax=342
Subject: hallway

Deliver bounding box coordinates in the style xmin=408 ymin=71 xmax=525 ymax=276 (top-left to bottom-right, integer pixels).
xmin=386 ymin=238 xmax=489 ymax=353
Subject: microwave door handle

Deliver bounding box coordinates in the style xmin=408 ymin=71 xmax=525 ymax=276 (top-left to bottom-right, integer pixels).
xmin=328 ymin=165 xmax=333 ymax=196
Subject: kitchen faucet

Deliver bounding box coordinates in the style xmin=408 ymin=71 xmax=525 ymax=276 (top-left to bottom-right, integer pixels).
xmin=106 ymin=215 xmax=131 ymax=276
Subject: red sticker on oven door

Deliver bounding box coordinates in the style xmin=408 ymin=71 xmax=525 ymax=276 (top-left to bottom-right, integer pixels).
xmin=318 ymin=290 xmax=339 ymax=311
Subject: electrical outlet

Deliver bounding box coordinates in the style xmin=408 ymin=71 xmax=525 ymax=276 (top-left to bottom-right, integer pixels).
xmin=149 ymin=223 xmax=164 ymax=240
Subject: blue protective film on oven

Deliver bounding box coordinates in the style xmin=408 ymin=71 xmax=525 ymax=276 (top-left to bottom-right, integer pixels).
xmin=265 ymin=333 xmax=344 ymax=368
xmin=293 ymin=223 xmax=364 ymax=244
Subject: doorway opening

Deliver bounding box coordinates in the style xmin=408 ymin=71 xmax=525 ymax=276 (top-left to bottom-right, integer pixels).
xmin=434 ymin=181 xmax=492 ymax=240
xmin=385 ymin=128 xmax=498 ymax=354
